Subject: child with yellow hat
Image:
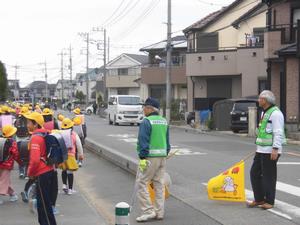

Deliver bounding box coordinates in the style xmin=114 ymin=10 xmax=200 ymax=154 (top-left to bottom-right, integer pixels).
xmin=59 ymin=118 xmax=84 ymax=195
xmin=0 ymin=125 xmax=23 ymax=204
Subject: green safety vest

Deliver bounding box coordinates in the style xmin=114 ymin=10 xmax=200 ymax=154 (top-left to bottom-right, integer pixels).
xmin=137 ymin=115 xmax=168 ymax=157
xmin=255 ymin=106 xmax=286 ymax=146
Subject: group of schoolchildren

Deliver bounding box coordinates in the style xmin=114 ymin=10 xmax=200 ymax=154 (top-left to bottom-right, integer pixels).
xmin=0 ymin=103 xmax=86 ymax=225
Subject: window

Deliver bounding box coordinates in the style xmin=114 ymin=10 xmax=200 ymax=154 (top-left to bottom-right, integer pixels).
xmin=293 ymin=8 xmax=300 ymax=26
xmin=196 ymin=32 xmax=218 ymax=52
xmin=258 ymin=79 xmax=267 ymax=93
xmin=118 ymin=68 xmax=128 ymax=76
xmin=118 ymin=96 xmax=140 ymax=105
xmin=117 ymin=88 xmax=129 ymax=95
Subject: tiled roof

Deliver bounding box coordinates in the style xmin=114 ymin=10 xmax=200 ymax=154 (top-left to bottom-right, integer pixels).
xmin=140 ymin=35 xmax=187 ymax=51
xmin=183 ymin=9 xmax=225 ymax=33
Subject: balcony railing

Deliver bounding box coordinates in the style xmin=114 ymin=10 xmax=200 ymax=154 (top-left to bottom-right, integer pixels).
xmin=267 ymin=23 xmax=298 ymax=44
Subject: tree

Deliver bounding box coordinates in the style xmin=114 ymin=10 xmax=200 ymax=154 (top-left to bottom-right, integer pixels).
xmin=0 ymin=61 xmax=8 ymax=101
xmin=75 ymin=90 xmax=85 ymax=103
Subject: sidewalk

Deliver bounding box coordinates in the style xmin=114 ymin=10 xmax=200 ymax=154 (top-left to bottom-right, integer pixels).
xmin=0 ymin=168 xmax=107 ymax=225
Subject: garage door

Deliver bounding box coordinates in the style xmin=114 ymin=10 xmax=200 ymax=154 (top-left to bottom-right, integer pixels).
xmin=207 ymin=78 xmax=232 ymax=98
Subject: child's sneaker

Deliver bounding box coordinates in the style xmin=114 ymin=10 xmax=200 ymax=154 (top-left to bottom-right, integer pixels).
xmin=78 ymin=161 xmax=82 ymax=167
xmin=9 ymin=194 xmax=18 ymax=202
xmin=62 ymin=184 xmax=68 ymax=194
xmin=67 ymin=189 xmax=76 ymax=195
xmin=21 ymin=191 xmax=29 ymax=203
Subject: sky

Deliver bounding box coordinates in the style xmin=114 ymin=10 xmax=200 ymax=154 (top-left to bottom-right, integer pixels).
xmin=0 ymin=0 xmax=235 ymax=87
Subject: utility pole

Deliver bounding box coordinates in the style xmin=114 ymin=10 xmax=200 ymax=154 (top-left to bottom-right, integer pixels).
xmin=14 ymin=64 xmax=19 ymax=101
xmin=59 ymin=51 xmax=65 ymax=103
xmin=166 ymin=0 xmax=172 ymax=123
xmin=103 ymin=29 xmax=107 ymax=102
xmin=108 ymin=36 xmax=110 ymax=63
xmin=86 ymin=33 xmax=90 ymax=106
xmin=78 ymin=32 xmax=90 ymax=106
xmin=44 ymin=61 xmax=48 ymax=101
xmin=69 ymin=45 xmax=73 ymax=101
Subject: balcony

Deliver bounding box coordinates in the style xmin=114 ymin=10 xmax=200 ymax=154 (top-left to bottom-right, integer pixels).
xmin=106 ymin=75 xmax=140 ymax=88
xmin=186 ymin=47 xmax=265 ymax=77
xmin=141 ymin=65 xmax=186 ymax=84
xmin=264 ymin=24 xmax=298 ymax=60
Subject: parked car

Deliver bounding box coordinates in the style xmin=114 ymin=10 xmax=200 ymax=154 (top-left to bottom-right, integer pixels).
xmin=230 ymin=100 xmax=258 ymax=133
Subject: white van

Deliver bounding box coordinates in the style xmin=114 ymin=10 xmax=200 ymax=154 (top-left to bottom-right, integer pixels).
xmin=107 ymin=95 xmax=144 ymax=125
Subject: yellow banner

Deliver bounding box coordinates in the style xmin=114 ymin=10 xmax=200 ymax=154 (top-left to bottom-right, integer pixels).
xmin=207 ymin=160 xmax=246 ymax=202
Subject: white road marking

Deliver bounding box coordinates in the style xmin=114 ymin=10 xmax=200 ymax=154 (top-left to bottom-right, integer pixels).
xmin=276 ymin=181 xmax=300 ymax=197
xmin=107 ymin=134 xmax=207 ymax=156
xmin=202 ymin=183 xmax=300 ymax=220
xmin=171 ymin=148 xmax=207 ymax=156
xmin=120 ymin=138 xmax=137 ymax=143
xmin=278 ymin=162 xmax=300 ymax=165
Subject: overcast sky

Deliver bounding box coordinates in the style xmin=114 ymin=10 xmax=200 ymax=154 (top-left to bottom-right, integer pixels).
xmin=0 ymin=0 xmax=235 ymax=87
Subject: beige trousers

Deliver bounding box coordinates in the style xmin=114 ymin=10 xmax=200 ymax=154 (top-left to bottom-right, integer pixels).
xmin=137 ymin=157 xmax=166 ymax=217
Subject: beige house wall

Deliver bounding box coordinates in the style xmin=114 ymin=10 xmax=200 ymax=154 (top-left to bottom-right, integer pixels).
xmin=286 ymin=58 xmax=299 ymax=123
xmin=237 ymin=12 xmax=266 ymax=46
xmin=106 ymin=75 xmax=140 ymax=88
xmin=204 ymin=0 xmax=260 ymax=48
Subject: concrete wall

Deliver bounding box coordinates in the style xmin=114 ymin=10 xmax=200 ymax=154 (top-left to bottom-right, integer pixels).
xmin=237 ymin=48 xmax=267 ymax=96
xmin=141 ymin=65 xmax=186 ymax=84
xmin=232 ymin=76 xmax=242 ymax=98
xmin=186 ymin=51 xmax=238 ymax=76
xmin=286 ymin=58 xmax=299 ymax=123
xmin=106 ymin=75 xmax=140 ymax=88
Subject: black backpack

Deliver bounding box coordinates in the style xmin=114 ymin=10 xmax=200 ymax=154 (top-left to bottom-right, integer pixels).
xmin=34 ymin=132 xmax=68 ymax=165
xmin=15 ymin=116 xmax=29 ymax=137
xmin=0 ymin=138 xmax=12 ymax=162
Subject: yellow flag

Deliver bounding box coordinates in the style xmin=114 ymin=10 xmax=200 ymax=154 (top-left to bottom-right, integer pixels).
xmin=207 ymin=160 xmax=245 ymax=202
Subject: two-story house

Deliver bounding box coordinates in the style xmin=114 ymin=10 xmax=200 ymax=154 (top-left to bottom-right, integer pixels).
xmin=75 ymin=67 xmax=104 ymax=103
xmin=139 ymin=35 xmax=187 ymax=103
xmin=263 ymin=0 xmax=300 ymax=131
xmin=55 ymin=79 xmax=75 ymax=101
xmin=184 ymin=0 xmax=267 ymax=112
xmin=106 ymin=53 xmax=148 ymax=97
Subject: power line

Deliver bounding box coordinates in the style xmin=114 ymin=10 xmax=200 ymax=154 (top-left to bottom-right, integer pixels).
xmin=197 ymin=0 xmax=226 ymax=6
xmin=101 ymin=0 xmax=126 ymax=27
xmin=105 ymin=0 xmax=141 ymax=28
xmin=113 ymin=0 xmax=161 ymax=41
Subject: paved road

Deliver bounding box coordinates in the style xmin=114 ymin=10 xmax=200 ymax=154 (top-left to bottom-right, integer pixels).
xmin=0 ymin=167 xmax=106 ymax=225
xmin=76 ymin=150 xmax=222 ymax=225
xmin=63 ymin=111 xmax=300 ymax=225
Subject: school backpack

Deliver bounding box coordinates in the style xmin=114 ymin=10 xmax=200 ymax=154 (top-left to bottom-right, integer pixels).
xmin=34 ymin=132 xmax=68 ymax=165
xmin=15 ymin=116 xmax=29 ymax=137
xmin=0 ymin=138 xmax=12 ymax=162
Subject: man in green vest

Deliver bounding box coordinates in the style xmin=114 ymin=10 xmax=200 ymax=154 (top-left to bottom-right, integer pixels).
xmin=136 ymin=97 xmax=170 ymax=222
xmin=247 ymin=90 xmax=285 ymax=210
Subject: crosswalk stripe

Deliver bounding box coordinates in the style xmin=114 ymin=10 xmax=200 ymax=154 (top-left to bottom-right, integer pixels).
xmin=276 ymin=181 xmax=300 ymax=197
xmin=202 ymin=183 xmax=300 ymax=220
xmin=278 ymin=162 xmax=300 ymax=165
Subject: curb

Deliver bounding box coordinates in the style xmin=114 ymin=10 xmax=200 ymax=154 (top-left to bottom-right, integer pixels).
xmin=85 ymin=138 xmax=138 ymax=175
